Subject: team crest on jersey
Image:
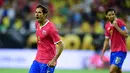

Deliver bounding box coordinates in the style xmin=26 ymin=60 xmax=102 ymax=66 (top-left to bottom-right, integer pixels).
xmin=115 ymin=57 xmax=121 ymax=64
xmin=108 ymin=26 xmax=113 ymax=36
xmin=42 ymin=30 xmax=47 ymax=35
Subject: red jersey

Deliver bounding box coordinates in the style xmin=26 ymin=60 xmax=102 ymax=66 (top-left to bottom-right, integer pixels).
xmin=35 ymin=20 xmax=61 ymax=64
xmin=105 ymin=18 xmax=127 ymax=52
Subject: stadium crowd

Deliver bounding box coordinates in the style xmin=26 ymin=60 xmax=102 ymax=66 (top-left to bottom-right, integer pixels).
xmin=0 ymin=0 xmax=130 ymax=50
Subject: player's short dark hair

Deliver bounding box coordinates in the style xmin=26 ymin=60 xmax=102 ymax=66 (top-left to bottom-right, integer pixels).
xmin=36 ymin=4 xmax=48 ymax=14
xmin=105 ymin=8 xmax=116 ymax=14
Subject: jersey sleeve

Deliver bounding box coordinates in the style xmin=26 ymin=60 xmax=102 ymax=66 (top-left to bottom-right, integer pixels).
xmin=117 ymin=19 xmax=128 ymax=31
xmin=50 ymin=26 xmax=61 ymax=44
xmin=118 ymin=19 xmax=126 ymax=27
xmin=105 ymin=25 xmax=110 ymax=38
xmin=105 ymin=29 xmax=110 ymax=38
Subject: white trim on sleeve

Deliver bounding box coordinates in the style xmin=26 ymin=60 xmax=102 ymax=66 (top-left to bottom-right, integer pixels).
xmin=105 ymin=36 xmax=109 ymax=38
xmin=54 ymin=40 xmax=62 ymax=44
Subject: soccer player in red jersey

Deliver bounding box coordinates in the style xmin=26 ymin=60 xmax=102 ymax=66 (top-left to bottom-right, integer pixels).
xmin=29 ymin=5 xmax=64 ymax=73
xmin=101 ymin=8 xmax=128 ymax=73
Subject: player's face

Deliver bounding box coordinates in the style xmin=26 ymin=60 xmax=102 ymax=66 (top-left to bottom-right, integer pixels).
xmin=106 ymin=11 xmax=116 ymax=22
xmin=35 ymin=8 xmax=46 ymax=22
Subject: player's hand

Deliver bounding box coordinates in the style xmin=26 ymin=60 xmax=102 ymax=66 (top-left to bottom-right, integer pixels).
xmin=48 ymin=59 xmax=56 ymax=67
xmin=100 ymin=53 xmax=104 ymax=62
xmin=112 ymin=19 xmax=118 ymax=27
xmin=100 ymin=50 xmax=105 ymax=62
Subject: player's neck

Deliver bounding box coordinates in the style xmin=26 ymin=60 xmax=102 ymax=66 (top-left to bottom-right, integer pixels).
xmin=110 ymin=20 xmax=114 ymax=23
xmin=39 ymin=19 xmax=47 ymax=26
xmin=110 ymin=18 xmax=117 ymax=23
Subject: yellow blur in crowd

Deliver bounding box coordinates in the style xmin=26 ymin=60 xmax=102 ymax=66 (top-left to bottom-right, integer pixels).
xmin=27 ymin=33 xmax=130 ymax=50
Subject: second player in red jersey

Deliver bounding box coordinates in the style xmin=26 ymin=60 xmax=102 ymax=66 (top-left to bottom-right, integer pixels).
xmin=101 ymin=8 xmax=128 ymax=73
xmin=105 ymin=18 xmax=127 ymax=52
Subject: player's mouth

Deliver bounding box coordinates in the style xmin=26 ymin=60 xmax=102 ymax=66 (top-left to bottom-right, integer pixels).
xmin=36 ymin=17 xmax=41 ymax=21
xmin=36 ymin=17 xmax=39 ymax=19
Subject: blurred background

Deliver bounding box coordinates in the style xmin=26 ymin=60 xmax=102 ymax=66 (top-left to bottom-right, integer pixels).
xmin=0 ymin=0 xmax=130 ymax=73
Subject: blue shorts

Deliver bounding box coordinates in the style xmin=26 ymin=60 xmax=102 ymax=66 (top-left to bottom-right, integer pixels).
xmin=110 ymin=51 xmax=127 ymax=69
xmin=29 ymin=60 xmax=55 ymax=73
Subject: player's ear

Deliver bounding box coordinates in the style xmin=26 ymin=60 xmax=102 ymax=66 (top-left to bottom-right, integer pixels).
xmin=114 ymin=14 xmax=116 ymax=18
xmin=44 ymin=14 xmax=47 ymax=17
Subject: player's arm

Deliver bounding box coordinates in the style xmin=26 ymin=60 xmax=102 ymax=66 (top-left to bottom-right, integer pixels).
xmin=113 ymin=21 xmax=128 ymax=37
xmin=48 ymin=41 xmax=63 ymax=67
xmin=115 ymin=26 xmax=128 ymax=37
xmin=53 ymin=41 xmax=64 ymax=61
xmin=101 ymin=38 xmax=109 ymax=61
xmin=48 ymin=40 xmax=64 ymax=67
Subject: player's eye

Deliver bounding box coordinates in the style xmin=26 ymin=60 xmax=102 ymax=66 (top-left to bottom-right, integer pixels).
xmin=112 ymin=14 xmax=114 ymax=15
xmin=38 ymin=12 xmax=42 ymax=13
xmin=35 ymin=12 xmax=37 ymax=13
xmin=108 ymin=14 xmax=111 ymax=16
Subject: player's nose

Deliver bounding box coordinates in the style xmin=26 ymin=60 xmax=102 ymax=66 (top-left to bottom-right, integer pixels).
xmin=35 ymin=13 xmax=38 ymax=16
xmin=35 ymin=14 xmax=39 ymax=17
xmin=110 ymin=16 xmax=114 ymax=18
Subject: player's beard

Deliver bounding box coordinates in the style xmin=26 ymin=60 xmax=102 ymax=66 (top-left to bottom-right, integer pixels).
xmin=38 ymin=18 xmax=46 ymax=25
xmin=109 ymin=17 xmax=115 ymax=23
xmin=38 ymin=19 xmax=42 ymax=23
xmin=36 ymin=17 xmax=42 ymax=23
xmin=110 ymin=19 xmax=114 ymax=23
